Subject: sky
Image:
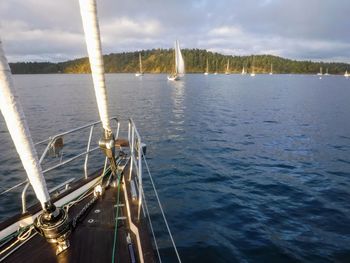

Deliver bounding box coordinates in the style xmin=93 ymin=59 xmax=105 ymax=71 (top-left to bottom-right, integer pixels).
xmin=0 ymin=0 xmax=349 ymax=63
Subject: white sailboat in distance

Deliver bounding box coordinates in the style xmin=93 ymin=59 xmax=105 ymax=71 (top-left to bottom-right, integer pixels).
xmin=168 ymin=40 xmax=185 ymax=81
xmin=135 ymin=53 xmax=143 ymax=77
xmin=241 ymin=65 xmax=246 ymax=75
xmin=317 ymin=67 xmax=323 ymax=76
xmin=269 ymin=63 xmax=273 ymax=75
xmin=250 ymin=56 xmax=256 ymax=77
xmin=324 ymin=68 xmax=329 ymax=76
xmin=225 ymin=59 xmax=230 ymax=75
xmin=204 ymin=58 xmax=209 ymax=75
xmin=345 ymin=70 xmax=349 ymax=78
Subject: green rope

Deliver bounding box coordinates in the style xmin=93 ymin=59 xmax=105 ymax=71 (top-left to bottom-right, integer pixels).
xmin=111 ymin=172 xmax=122 ymax=263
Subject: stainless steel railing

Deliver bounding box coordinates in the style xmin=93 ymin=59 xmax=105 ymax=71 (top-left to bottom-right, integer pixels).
xmin=0 ymin=117 xmax=120 ymax=214
xmin=1 ymin=117 xmax=182 ymax=262
xmin=128 ymin=118 xmax=143 ymax=220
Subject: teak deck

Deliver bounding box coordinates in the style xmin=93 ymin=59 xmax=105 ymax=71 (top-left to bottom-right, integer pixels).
xmin=2 ymin=159 xmax=155 ymax=263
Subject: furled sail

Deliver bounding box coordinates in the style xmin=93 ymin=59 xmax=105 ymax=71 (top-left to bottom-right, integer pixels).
xmin=0 ymin=40 xmax=50 ymax=208
xmin=79 ymin=0 xmax=111 ymax=134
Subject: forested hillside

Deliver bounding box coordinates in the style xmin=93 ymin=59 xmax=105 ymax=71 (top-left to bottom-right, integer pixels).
xmin=9 ymin=49 xmax=350 ymax=74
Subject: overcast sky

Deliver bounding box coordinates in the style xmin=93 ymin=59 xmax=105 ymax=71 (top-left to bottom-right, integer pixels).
xmin=1 ymin=0 xmax=349 ymax=63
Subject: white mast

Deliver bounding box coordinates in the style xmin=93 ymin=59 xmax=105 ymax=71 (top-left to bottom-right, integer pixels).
xmin=0 ymin=40 xmax=50 ymax=208
xmin=250 ymin=56 xmax=256 ymax=77
xmin=174 ymin=41 xmax=178 ymax=75
xmin=139 ymin=53 xmax=142 ymax=74
xmin=225 ymin=59 xmax=230 ymax=74
xmin=204 ymin=58 xmax=209 ymax=75
xmin=79 ymin=0 xmax=111 ymax=134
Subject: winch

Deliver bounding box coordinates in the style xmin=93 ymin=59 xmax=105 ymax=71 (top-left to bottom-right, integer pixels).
xmin=34 ymin=202 xmax=70 ymax=255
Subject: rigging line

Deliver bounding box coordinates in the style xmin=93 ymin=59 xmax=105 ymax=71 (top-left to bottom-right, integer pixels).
xmin=71 ymin=167 xmax=115 ymax=229
xmin=64 ymin=168 xmax=110 ymax=212
xmin=0 ymin=180 xmax=28 ymax=196
xmin=141 ymin=152 xmax=182 ymax=263
xmin=0 ymin=226 xmax=34 ymax=257
xmin=111 ymin=172 xmax=122 ymax=263
xmin=140 ymin=185 xmax=162 ymax=262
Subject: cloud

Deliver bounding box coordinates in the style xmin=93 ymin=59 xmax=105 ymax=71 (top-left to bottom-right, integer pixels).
xmin=100 ymin=17 xmax=163 ymax=51
xmin=1 ymin=20 xmax=84 ymax=61
xmin=0 ymin=0 xmax=349 ymax=62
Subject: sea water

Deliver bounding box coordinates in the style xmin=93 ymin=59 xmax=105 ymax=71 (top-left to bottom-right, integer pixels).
xmin=0 ymin=74 xmax=349 ymax=262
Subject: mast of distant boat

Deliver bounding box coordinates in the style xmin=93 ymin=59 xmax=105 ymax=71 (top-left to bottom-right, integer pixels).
xmin=135 ymin=53 xmax=143 ymax=76
xmin=139 ymin=53 xmax=142 ymax=74
xmin=250 ymin=56 xmax=256 ymax=77
xmin=204 ymin=58 xmax=209 ymax=75
xmin=241 ymin=65 xmax=246 ymax=75
xmin=225 ymin=59 xmax=230 ymax=75
xmin=269 ymin=63 xmax=273 ymax=75
xmin=325 ymin=68 xmax=329 ymax=76
xmin=174 ymin=42 xmax=178 ymax=76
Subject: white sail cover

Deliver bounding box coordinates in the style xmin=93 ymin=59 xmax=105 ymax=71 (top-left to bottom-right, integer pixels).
xmin=175 ymin=40 xmax=185 ymax=76
xmin=0 ymin=40 xmax=50 ymax=207
xmin=79 ymin=0 xmax=111 ymax=133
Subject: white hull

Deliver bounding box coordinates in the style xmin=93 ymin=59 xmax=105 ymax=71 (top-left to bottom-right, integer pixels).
xmin=135 ymin=73 xmax=143 ymax=77
xmin=250 ymin=73 xmax=256 ymax=77
xmin=214 ymin=72 xmax=218 ymax=75
xmin=204 ymin=72 xmax=209 ymax=75
xmin=167 ymin=75 xmax=180 ymax=81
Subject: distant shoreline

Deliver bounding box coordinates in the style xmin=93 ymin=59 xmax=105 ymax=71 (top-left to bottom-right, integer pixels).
xmin=9 ymin=49 xmax=350 ymax=75
xmin=10 ymin=73 xmax=348 ymax=76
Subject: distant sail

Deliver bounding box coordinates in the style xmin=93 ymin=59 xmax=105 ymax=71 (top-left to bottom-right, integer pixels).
xmin=135 ymin=53 xmax=143 ymax=76
xmin=204 ymin=58 xmax=209 ymax=75
xmin=139 ymin=53 xmax=142 ymax=73
xmin=168 ymin=40 xmax=184 ymax=81
xmin=325 ymin=68 xmax=329 ymax=75
xmin=250 ymin=56 xmax=255 ymax=77
xmin=225 ymin=59 xmax=230 ymax=74
xmin=175 ymin=40 xmax=185 ymax=76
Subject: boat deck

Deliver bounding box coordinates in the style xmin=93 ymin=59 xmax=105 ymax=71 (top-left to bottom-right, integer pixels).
xmin=1 ymin=159 xmax=155 ymax=262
